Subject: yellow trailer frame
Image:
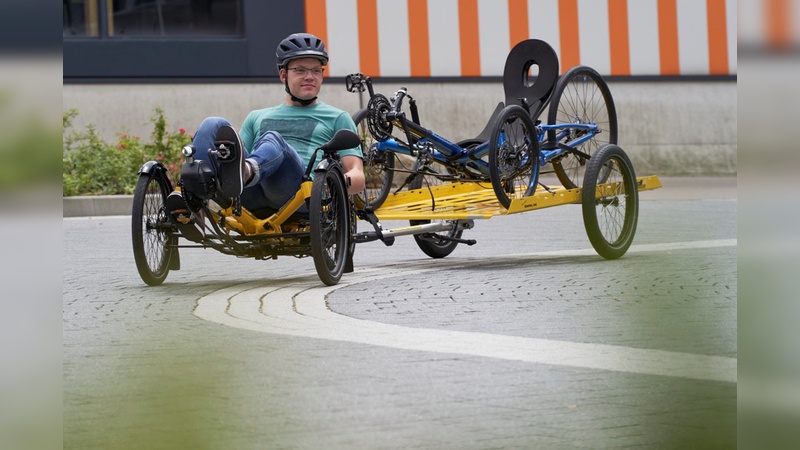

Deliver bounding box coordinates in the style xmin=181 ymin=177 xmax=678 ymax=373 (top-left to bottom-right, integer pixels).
xmin=371 ymin=175 xmax=662 ymax=221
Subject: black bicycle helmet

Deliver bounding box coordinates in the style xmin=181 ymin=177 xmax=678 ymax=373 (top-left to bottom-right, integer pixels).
xmin=276 ymin=33 xmax=329 ymax=70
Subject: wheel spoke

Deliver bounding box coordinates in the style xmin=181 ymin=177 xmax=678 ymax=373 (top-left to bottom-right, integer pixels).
xmin=489 ymin=106 xmax=538 ymax=208
xmin=311 ymin=169 xmax=348 ymax=285
xmin=549 ymin=67 xmax=617 ymax=190
xmin=132 ymin=173 xmax=172 ymax=285
xmin=581 ymin=144 xmax=638 ymax=260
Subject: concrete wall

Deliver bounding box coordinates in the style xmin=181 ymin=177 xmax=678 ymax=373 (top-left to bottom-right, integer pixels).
xmin=63 ymin=79 xmax=736 ymax=176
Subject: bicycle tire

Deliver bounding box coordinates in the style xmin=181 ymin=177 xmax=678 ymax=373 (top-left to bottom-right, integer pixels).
xmin=547 ymin=65 xmax=618 ymax=190
xmin=488 ymin=104 xmax=540 ymax=209
xmin=581 ymin=144 xmax=638 ymax=259
xmin=310 ymin=166 xmax=350 ymax=286
xmin=352 ymin=108 xmax=394 ymax=210
xmin=345 ymin=198 xmax=357 ymax=274
xmin=131 ymin=171 xmax=175 ymax=286
xmin=408 ymin=169 xmax=463 ymax=259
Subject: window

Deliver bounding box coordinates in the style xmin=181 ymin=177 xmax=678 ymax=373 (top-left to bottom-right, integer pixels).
xmin=63 ymin=0 xmax=241 ymax=38
xmin=63 ymin=0 xmax=100 ymax=36
xmin=64 ymin=1 xmax=302 ymax=79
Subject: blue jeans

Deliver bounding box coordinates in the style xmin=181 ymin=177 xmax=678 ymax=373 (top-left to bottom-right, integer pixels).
xmin=192 ymin=117 xmax=306 ymax=212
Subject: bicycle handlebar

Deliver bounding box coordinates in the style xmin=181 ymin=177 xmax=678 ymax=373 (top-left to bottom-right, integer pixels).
xmin=392 ymin=88 xmax=408 ymax=113
xmin=345 ymin=73 xmax=425 ymax=143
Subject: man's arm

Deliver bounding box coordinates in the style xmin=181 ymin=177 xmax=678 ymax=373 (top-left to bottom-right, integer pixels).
xmin=341 ymin=155 xmax=365 ymax=195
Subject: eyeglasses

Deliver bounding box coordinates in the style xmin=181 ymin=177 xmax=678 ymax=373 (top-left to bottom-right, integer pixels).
xmin=287 ymin=67 xmax=325 ymax=77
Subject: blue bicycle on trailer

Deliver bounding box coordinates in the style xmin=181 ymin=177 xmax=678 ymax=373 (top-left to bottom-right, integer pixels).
xmin=348 ymin=39 xmax=618 ymax=210
xmin=347 ymin=39 xmax=643 ymax=260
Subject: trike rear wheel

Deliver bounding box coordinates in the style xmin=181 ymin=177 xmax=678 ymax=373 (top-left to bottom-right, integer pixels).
xmin=310 ymin=167 xmax=350 ymax=286
xmin=488 ymin=105 xmax=540 ymax=209
xmin=352 ymin=108 xmax=394 ymax=210
xmin=547 ymin=65 xmax=618 ymax=190
xmin=581 ymin=144 xmax=638 ymax=259
xmin=131 ymin=171 xmax=175 ymax=286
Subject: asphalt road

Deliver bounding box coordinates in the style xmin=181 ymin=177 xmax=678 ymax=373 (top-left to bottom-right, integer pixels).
xmin=62 ymin=177 xmax=737 ymax=449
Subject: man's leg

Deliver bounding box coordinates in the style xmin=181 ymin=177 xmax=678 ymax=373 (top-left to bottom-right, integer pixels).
xmin=184 ymin=117 xmax=248 ymax=200
xmin=166 ymin=117 xmax=234 ymax=239
xmin=214 ymin=124 xmax=247 ymax=198
xmin=192 ymin=116 xmax=233 ymax=169
xmin=239 ymin=131 xmax=306 ymax=211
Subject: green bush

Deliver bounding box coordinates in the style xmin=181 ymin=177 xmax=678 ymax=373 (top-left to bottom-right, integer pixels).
xmin=62 ymin=107 xmax=191 ymax=196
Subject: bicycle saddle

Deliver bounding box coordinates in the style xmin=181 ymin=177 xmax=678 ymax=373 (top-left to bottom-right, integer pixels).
xmin=503 ymin=39 xmax=559 ymax=120
xmin=464 ymin=102 xmax=505 ymax=146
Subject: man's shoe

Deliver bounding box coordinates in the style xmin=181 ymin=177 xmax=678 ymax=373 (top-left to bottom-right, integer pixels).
xmin=166 ymin=190 xmax=204 ymax=242
xmin=214 ymin=125 xmax=246 ymax=198
xmin=166 ymin=189 xmax=188 ymax=215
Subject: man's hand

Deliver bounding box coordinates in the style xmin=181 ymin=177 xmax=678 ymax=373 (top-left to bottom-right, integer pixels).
xmin=341 ymin=155 xmax=365 ymax=195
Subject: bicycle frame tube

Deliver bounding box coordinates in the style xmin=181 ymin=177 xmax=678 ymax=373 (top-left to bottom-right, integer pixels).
xmin=376 ymin=117 xmax=493 ymax=175
xmin=540 ymin=122 xmax=597 ymax=141
xmin=538 ymin=123 xmax=598 ymax=166
xmin=214 ymin=181 xmax=313 ymax=235
xmin=373 ymin=116 xmax=598 ymax=174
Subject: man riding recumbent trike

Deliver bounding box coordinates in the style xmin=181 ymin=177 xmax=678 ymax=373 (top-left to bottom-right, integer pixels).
xmin=131 ymin=33 xmax=364 ymax=287
xmin=132 ymin=125 xmax=361 ymax=287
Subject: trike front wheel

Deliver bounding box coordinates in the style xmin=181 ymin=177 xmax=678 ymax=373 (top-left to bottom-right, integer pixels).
xmin=582 ymin=144 xmax=638 ymax=259
xmin=547 ymin=65 xmax=618 ymax=189
xmin=488 ymin=104 xmax=540 ymax=209
xmin=310 ymin=167 xmax=350 ymax=286
xmin=131 ymin=171 xmax=175 ymax=286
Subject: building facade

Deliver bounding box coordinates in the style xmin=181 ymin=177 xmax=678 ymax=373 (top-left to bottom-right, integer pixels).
xmin=64 ymin=0 xmax=742 ymax=81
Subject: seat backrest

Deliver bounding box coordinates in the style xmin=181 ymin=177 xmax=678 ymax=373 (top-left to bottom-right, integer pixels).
xmin=503 ymin=39 xmax=559 ymax=120
xmin=471 ymin=102 xmax=506 ymax=144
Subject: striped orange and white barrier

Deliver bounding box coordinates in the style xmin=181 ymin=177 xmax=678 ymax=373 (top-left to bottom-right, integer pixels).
xmin=305 ymin=0 xmax=738 ymax=78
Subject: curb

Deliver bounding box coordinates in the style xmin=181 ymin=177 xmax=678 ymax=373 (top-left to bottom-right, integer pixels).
xmin=64 ymin=195 xmax=133 ymax=217
xmin=62 ymin=177 xmax=737 ymax=218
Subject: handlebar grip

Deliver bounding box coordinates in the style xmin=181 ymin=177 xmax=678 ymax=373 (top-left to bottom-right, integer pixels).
xmin=392 ymin=88 xmax=408 ymax=112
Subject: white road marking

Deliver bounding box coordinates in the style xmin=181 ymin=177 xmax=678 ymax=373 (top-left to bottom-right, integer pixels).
xmin=193 ymin=239 xmax=737 ymax=383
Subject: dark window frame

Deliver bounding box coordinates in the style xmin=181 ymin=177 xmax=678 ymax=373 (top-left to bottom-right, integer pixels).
xmin=63 ymin=0 xmax=304 ymax=80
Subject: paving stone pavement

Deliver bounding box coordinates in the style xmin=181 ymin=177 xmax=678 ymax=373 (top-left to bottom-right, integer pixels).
xmin=62 ymin=178 xmax=737 ymax=449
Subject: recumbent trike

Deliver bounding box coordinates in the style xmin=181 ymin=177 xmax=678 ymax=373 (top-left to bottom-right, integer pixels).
xmin=131 ymin=127 xmax=361 ymax=287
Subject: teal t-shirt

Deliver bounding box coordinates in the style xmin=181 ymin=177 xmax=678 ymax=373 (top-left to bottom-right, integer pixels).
xmin=239 ymin=102 xmax=361 ymax=164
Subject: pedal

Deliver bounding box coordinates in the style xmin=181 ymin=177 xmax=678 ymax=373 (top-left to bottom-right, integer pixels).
xmin=173 ymin=212 xmax=192 ymax=225
xmin=213 ymin=140 xmax=236 ymax=160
